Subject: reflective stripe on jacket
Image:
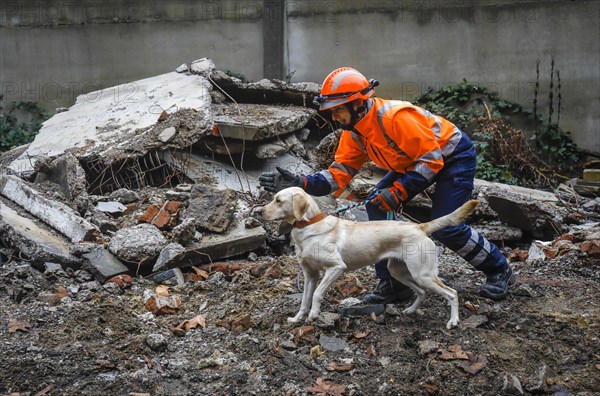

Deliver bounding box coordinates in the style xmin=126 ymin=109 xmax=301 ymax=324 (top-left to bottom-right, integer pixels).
xmin=321 ymin=97 xmax=464 ymax=201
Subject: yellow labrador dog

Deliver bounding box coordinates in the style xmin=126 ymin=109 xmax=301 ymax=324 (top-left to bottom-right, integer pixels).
xmin=262 ymin=187 xmax=479 ymax=329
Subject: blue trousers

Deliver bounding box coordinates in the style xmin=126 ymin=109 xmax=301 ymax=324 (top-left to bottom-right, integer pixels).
xmin=367 ymin=153 xmax=508 ymax=279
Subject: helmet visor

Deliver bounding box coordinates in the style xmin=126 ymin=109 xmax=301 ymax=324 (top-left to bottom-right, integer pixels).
xmin=313 ymin=79 xmax=378 ymax=110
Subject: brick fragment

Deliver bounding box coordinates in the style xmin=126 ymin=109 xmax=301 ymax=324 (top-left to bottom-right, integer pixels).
xmin=139 ymin=205 xmax=160 ymax=223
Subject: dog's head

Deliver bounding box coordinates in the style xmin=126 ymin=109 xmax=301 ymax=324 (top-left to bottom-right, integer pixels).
xmin=262 ymin=187 xmax=310 ymax=224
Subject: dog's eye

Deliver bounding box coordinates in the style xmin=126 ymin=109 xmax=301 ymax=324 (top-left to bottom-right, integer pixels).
xmin=275 ymin=197 xmax=280 ymax=202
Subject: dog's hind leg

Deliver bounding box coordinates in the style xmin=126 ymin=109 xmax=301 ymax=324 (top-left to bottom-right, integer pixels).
xmin=288 ymin=264 xmax=319 ymax=323
xmin=412 ymin=274 xmax=460 ymax=329
xmin=388 ymin=258 xmax=426 ymax=314
xmin=307 ymin=265 xmax=345 ymax=322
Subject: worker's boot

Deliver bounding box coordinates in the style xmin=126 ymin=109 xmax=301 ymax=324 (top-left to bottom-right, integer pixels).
xmin=363 ymin=278 xmax=413 ymax=304
xmin=480 ymin=265 xmax=516 ymax=300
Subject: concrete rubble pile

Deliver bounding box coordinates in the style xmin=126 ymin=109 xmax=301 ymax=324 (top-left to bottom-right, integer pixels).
xmin=1 ymin=58 xmax=599 ymax=286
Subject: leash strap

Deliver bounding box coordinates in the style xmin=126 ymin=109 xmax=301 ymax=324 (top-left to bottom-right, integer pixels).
xmin=334 ymin=188 xmax=381 ymax=214
xmin=334 ymin=188 xmax=398 ymax=220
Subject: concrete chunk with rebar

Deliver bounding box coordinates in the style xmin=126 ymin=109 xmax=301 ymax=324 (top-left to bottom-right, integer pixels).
xmin=0 ymin=175 xmax=100 ymax=243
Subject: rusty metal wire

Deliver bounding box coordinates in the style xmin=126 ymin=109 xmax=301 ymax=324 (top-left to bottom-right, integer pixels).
xmin=82 ymin=149 xmax=186 ymax=195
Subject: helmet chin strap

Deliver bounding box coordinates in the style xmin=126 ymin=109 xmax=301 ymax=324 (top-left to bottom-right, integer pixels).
xmin=337 ymin=101 xmax=366 ymax=130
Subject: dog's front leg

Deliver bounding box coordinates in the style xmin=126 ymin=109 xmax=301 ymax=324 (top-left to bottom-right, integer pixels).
xmin=307 ymin=266 xmax=344 ymax=322
xmin=288 ymin=265 xmax=319 ymax=323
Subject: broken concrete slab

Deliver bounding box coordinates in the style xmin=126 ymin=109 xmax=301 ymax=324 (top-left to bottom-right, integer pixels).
xmin=482 ymin=188 xmax=568 ymax=239
xmin=161 ymin=150 xmax=315 ymax=192
xmin=186 ymin=185 xmax=237 ymax=233
xmin=159 ymin=209 xmax=267 ymax=268
xmin=193 ymin=218 xmax=266 ymax=263
xmin=108 ymin=223 xmax=168 ymax=264
xmin=0 ymin=201 xmax=80 ymax=267
xmin=33 ymin=152 xmax=88 ymax=213
xmin=209 ymin=70 xmax=320 ymax=107
xmin=0 ymin=175 xmax=100 ymax=243
xmin=195 ymin=126 xmax=311 ymax=159
xmin=212 ymin=103 xmax=316 ymax=141
xmin=82 ymin=248 xmax=130 ymax=283
xmin=472 ymin=221 xmax=523 ymax=242
xmin=9 ymin=69 xmax=213 ymax=176
xmin=475 ymin=179 xmax=559 ymax=202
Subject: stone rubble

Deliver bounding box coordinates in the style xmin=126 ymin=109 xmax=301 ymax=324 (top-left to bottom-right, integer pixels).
xmin=1 ymin=56 xmax=598 ymax=287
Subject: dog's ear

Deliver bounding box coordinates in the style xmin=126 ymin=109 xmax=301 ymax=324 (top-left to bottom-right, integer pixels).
xmin=292 ymin=191 xmax=309 ymax=220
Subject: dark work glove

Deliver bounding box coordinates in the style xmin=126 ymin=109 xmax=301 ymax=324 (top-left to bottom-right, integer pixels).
xmin=371 ymin=186 xmax=403 ymax=213
xmin=258 ymin=166 xmax=305 ymax=192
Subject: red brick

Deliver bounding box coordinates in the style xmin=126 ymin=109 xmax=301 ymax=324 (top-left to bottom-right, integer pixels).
xmin=164 ymin=201 xmax=182 ymax=214
xmin=139 ymin=204 xmax=160 ymax=223
xmin=152 ymin=209 xmax=171 ymax=229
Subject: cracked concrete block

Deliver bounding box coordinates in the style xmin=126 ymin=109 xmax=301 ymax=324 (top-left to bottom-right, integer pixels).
xmin=187 ymin=185 xmax=237 ymax=233
xmin=153 ymin=243 xmax=186 ymax=272
xmin=472 ymin=221 xmax=523 ymax=242
xmin=83 ymin=248 xmax=130 ymax=283
xmin=34 ymin=152 xmax=88 ymax=213
xmin=0 ymin=175 xmax=100 ymax=243
xmin=481 ymin=182 xmax=567 ymax=239
xmin=197 ymin=222 xmax=266 ymax=261
xmin=212 ymin=103 xmax=316 ymax=141
xmin=165 ymin=219 xmax=266 ymax=267
xmin=0 ymin=201 xmax=80 ymax=267
xmin=108 ymin=223 xmax=168 ymax=264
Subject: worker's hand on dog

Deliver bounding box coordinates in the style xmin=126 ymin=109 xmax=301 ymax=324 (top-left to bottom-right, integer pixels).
xmin=370 ymin=186 xmax=403 ymax=213
xmin=259 ymin=166 xmax=304 ymax=192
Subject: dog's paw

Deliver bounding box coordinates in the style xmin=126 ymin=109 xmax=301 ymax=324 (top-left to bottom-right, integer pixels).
xmin=307 ymin=311 xmax=320 ymax=322
xmin=402 ymin=307 xmax=417 ymax=315
xmin=287 ymin=316 xmax=300 ymax=323
xmin=446 ymin=319 xmax=459 ymax=329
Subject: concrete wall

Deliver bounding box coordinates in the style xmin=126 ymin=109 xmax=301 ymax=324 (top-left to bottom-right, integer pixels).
xmin=1 ymin=0 xmax=598 ymax=151
xmin=0 ymin=1 xmax=266 ymax=109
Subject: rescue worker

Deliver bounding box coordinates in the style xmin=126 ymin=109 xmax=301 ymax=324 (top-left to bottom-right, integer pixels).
xmin=259 ymin=67 xmax=515 ymax=303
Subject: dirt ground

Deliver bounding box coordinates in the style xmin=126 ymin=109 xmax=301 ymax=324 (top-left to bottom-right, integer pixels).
xmin=1 ymin=232 xmax=599 ymax=396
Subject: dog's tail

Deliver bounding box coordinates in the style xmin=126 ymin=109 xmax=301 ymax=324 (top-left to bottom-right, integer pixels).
xmin=418 ymin=200 xmax=479 ymax=236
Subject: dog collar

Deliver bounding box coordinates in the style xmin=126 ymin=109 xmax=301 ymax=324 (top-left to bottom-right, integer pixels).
xmin=293 ymin=213 xmax=327 ymax=229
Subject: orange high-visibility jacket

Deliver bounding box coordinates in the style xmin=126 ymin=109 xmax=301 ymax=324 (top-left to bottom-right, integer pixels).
xmin=319 ymin=98 xmax=464 ymax=201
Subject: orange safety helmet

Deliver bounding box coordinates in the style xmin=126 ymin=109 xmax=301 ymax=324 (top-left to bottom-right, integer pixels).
xmin=313 ymin=67 xmax=379 ymax=110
